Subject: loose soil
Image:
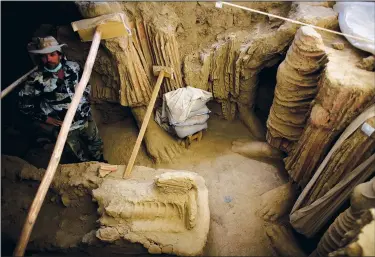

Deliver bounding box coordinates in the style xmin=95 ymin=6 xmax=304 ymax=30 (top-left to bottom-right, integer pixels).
xmin=2 ymin=109 xmax=288 ymax=256
xmin=94 ymin=108 xmax=288 ymax=256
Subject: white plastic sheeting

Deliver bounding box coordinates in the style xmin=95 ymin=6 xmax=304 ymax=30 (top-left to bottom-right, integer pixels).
xmin=161 ymin=86 xmax=212 ymax=125
xmin=334 ymin=2 xmax=375 ymax=55
xmin=175 ymin=123 xmax=208 ymax=138
xmin=155 ymin=86 xmax=213 ymax=138
xmin=174 ymin=114 xmax=210 ymax=127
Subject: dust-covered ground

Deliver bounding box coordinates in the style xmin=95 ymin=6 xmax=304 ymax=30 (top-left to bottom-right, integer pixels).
xmin=93 ymin=107 xmax=288 ymax=256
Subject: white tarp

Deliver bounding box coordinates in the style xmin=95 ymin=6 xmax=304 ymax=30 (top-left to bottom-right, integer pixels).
xmin=333 ymin=2 xmax=375 ymax=55
xmin=161 ymin=86 xmax=213 ymax=125
xmin=174 ymin=114 xmax=209 ymax=127
xmin=175 ymin=123 xmax=208 ymax=138
xmin=155 ymin=108 xmax=210 ymax=136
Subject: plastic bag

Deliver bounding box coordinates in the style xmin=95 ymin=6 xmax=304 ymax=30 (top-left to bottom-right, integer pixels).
xmin=174 ymin=123 xmax=208 ymax=138
xmin=188 ymin=106 xmax=211 ymax=118
xmin=333 ymin=2 xmax=375 ymax=55
xmin=155 ymin=107 xmax=209 ymax=136
xmin=162 ymin=86 xmax=213 ymax=125
xmin=174 ymin=114 xmax=209 ymax=127
xmin=155 ymin=108 xmax=176 ymax=135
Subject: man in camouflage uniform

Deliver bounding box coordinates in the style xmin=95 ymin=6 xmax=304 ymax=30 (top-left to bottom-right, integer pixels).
xmin=19 ymin=36 xmax=105 ymax=162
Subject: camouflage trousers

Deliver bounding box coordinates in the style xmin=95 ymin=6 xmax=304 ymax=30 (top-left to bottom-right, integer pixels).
xmin=34 ymin=117 xmax=104 ymax=162
xmin=65 ymin=118 xmax=104 ymax=162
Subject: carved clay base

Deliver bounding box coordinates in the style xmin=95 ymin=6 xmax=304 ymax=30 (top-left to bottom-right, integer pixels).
xmin=1 ymin=156 xmax=210 ymax=256
xmin=93 ymin=171 xmax=210 ymax=256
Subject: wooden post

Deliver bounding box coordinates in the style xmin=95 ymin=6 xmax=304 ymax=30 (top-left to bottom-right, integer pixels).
xmin=123 ymin=70 xmax=166 ymax=178
xmin=1 ymin=66 xmax=38 ymax=99
xmin=13 ymin=30 xmax=102 ymax=257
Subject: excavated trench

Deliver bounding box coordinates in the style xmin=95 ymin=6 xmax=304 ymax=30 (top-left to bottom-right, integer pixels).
xmin=1 ymin=3 xmax=287 ymax=255
xmin=4 ymin=1 xmax=370 ymax=256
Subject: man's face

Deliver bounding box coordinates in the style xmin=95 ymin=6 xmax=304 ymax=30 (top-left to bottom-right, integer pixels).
xmin=41 ymin=51 xmax=61 ymax=69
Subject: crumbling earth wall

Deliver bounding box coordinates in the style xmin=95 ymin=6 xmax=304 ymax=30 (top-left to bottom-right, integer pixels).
xmin=56 ymin=1 xmax=338 ymax=142
xmin=58 ymin=2 xmax=293 ymax=106
xmin=182 ymin=2 xmax=337 ymax=123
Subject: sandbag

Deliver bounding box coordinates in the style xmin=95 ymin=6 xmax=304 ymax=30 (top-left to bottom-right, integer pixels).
xmin=174 ymin=123 xmax=208 ymax=139
xmin=162 ymin=86 xmax=212 ymax=125
xmin=155 ymin=109 xmax=209 ymax=136
xmin=174 ymin=114 xmax=209 ymax=127
xmin=188 ymin=106 xmax=211 ymax=118
xmin=333 ymin=2 xmax=375 ymax=55
xmin=155 ymin=108 xmax=176 ymax=135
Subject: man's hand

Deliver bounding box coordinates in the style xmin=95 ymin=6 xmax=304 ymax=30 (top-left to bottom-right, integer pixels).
xmin=46 ymin=116 xmax=63 ymax=126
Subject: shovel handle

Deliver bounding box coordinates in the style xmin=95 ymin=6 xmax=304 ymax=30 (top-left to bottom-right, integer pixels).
xmin=123 ymin=70 xmax=166 ymax=178
xmin=13 ymin=30 xmax=102 ymax=257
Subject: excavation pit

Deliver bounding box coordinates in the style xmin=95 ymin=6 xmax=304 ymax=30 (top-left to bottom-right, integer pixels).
xmin=2 ymin=1 xmax=375 ymax=256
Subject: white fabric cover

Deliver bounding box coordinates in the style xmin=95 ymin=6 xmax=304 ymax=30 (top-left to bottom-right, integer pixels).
xmin=333 ymin=2 xmax=375 ymax=55
xmin=174 ymin=123 xmax=208 ymax=139
xmin=161 ymin=86 xmax=213 ymax=125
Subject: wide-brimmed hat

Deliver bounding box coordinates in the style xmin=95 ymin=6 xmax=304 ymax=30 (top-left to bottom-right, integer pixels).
xmin=28 ymin=36 xmax=67 ymax=54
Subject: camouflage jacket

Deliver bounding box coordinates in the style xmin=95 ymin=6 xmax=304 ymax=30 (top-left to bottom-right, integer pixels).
xmin=18 ymin=60 xmax=91 ymax=131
